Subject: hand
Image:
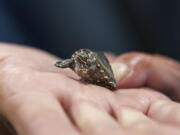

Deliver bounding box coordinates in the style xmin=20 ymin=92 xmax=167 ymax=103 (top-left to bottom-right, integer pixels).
xmin=0 ymin=44 xmax=179 ymax=135
xmin=73 ymin=88 xmax=180 ymax=135
xmin=112 ymin=52 xmax=180 ymax=101
xmin=0 ymin=43 xmax=134 ymax=135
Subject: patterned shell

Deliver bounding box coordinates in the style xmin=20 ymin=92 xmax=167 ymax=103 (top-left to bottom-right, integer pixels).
xmin=55 ymin=49 xmax=117 ymax=90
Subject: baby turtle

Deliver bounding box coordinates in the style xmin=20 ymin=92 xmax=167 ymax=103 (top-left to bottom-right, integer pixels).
xmin=55 ymin=49 xmax=117 ymax=90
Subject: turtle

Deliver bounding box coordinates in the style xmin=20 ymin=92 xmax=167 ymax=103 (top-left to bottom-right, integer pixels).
xmin=55 ymin=49 xmax=117 ymax=90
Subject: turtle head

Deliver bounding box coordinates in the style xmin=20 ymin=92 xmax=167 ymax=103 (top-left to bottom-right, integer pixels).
xmin=72 ymin=49 xmax=96 ymax=69
xmin=55 ymin=59 xmax=75 ymax=69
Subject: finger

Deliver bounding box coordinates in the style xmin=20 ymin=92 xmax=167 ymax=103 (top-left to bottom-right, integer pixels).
xmin=112 ymin=88 xmax=180 ymax=135
xmin=118 ymin=107 xmax=180 ymax=135
xmin=70 ymin=100 xmax=131 ymax=135
xmin=148 ymin=100 xmax=180 ymax=127
xmin=2 ymin=92 xmax=80 ymax=135
xmin=104 ymin=52 xmax=116 ymax=62
xmin=113 ymin=52 xmax=180 ymax=101
xmin=111 ymin=62 xmax=130 ymax=83
xmin=113 ymin=88 xmax=170 ymax=114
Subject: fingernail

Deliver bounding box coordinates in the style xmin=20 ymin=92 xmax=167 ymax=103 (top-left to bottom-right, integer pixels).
xmin=111 ymin=63 xmax=130 ymax=83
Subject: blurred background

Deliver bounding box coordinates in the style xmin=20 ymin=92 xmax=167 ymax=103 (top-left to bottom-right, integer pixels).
xmin=0 ymin=0 xmax=179 ymax=60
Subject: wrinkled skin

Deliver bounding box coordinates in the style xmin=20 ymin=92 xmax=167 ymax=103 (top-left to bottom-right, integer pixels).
xmin=0 ymin=43 xmax=179 ymax=135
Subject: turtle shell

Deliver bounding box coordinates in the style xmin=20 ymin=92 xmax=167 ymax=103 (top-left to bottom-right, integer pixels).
xmin=72 ymin=49 xmax=117 ymax=90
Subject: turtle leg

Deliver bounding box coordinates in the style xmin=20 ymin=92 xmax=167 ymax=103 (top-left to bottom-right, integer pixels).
xmin=80 ymin=78 xmax=114 ymax=90
xmin=79 ymin=78 xmax=102 ymax=87
xmin=79 ymin=78 xmax=93 ymax=84
xmin=55 ymin=59 xmax=75 ymax=69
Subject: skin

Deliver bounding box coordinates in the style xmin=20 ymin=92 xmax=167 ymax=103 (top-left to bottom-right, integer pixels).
xmin=113 ymin=52 xmax=180 ymax=101
xmin=0 ymin=43 xmax=179 ymax=135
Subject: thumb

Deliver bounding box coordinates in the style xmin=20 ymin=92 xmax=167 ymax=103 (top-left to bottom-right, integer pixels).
xmin=112 ymin=52 xmax=180 ymax=101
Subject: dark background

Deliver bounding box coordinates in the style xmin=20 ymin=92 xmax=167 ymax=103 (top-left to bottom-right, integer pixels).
xmin=0 ymin=0 xmax=179 ymax=60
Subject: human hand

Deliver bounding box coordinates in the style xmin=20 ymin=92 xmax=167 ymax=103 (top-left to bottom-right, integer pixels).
xmin=0 ymin=44 xmax=139 ymax=135
xmin=71 ymin=52 xmax=180 ymax=135
xmin=112 ymin=52 xmax=180 ymax=101
xmin=0 ymin=43 xmax=118 ymax=135
xmin=1 ymin=44 xmax=179 ymax=135
xmin=77 ymin=52 xmax=180 ymax=135
xmin=72 ymin=88 xmax=180 ymax=135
